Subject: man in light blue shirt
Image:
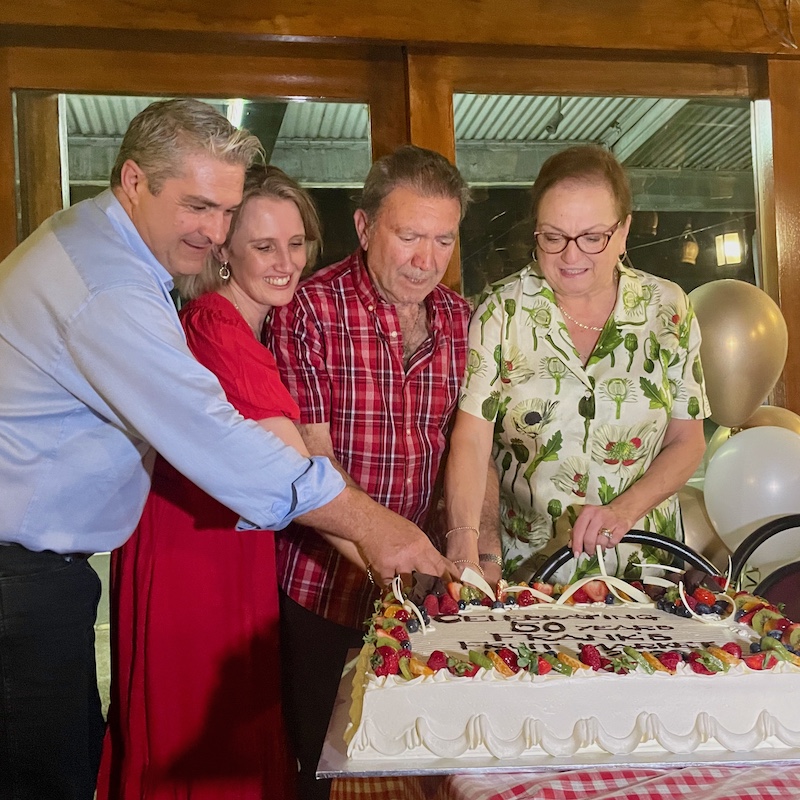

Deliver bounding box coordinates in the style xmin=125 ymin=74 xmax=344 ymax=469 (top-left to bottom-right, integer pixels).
xmin=0 ymin=99 xmax=451 ymax=800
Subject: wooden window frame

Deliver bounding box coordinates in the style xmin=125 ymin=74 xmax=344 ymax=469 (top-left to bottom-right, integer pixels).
xmin=0 ymin=42 xmax=409 ymax=253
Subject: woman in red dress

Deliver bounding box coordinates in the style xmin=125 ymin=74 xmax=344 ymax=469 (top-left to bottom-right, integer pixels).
xmin=97 ymin=165 xmax=323 ymax=799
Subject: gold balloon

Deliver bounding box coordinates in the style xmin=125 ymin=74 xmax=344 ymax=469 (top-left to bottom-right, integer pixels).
xmin=738 ymin=405 xmax=800 ymax=436
xmin=704 ymin=424 xmax=731 ymax=467
xmin=678 ymin=486 xmax=732 ymax=571
xmin=689 ymin=280 xmax=788 ymax=428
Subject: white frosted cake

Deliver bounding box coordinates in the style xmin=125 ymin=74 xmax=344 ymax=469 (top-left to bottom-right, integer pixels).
xmin=344 ymin=581 xmax=800 ymax=761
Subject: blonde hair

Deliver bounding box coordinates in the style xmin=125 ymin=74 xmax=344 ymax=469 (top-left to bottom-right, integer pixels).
xmin=177 ymin=164 xmax=322 ymax=300
xmin=110 ymin=98 xmax=263 ymax=193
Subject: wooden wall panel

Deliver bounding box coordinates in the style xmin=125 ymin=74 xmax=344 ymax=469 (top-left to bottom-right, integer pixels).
xmin=6 ymin=47 xmax=381 ymax=101
xmin=432 ymin=53 xmax=755 ymax=99
xmin=364 ymin=54 xmax=408 ymax=159
xmin=0 ymin=50 xmax=16 ymax=257
xmin=16 ymin=92 xmax=64 ymax=239
xmin=767 ymin=59 xmax=800 ymax=415
xmin=2 ymin=0 xmax=799 ymax=56
xmin=406 ymin=53 xmax=459 ymax=289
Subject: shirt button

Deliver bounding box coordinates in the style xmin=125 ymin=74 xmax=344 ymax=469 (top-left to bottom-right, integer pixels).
xmin=406 ymin=428 xmax=411 ymax=435
xmin=367 ymin=305 xmax=374 ymax=312
xmin=390 ymin=331 xmax=398 ymax=338
xmin=406 ymin=478 xmax=412 ymax=484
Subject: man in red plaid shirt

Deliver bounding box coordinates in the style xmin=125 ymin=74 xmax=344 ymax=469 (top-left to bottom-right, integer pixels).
xmin=270 ymin=145 xmax=498 ymax=799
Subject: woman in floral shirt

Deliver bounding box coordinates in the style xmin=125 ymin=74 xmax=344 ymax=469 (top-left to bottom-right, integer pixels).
xmin=445 ymin=145 xmax=710 ymax=582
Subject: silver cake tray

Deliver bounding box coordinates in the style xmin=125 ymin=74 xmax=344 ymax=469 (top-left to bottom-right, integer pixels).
xmin=317 ymin=651 xmax=800 ymax=778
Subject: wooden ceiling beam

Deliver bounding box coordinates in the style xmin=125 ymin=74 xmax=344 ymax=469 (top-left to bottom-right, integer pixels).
xmin=2 ymin=1 xmax=799 ymax=57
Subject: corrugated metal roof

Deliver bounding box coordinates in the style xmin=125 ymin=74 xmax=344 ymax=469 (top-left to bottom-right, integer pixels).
xmin=66 ymin=95 xmax=228 ymax=136
xmin=63 ymin=93 xmax=752 ymax=173
xmin=452 ymin=94 xmax=752 ymax=170
xmin=627 ymin=103 xmax=752 ymax=170
xmin=454 ymin=93 xmax=644 ymax=143
xmin=278 ymin=101 xmax=369 ymax=140
xmin=64 ymin=95 xmax=368 ymax=141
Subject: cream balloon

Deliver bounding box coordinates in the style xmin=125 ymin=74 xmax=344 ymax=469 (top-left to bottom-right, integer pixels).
xmin=703 ymin=426 xmax=800 ymax=567
xmin=689 ymin=280 xmax=788 ymax=428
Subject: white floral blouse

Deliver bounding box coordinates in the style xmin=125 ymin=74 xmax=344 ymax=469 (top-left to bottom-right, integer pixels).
xmin=459 ymin=262 xmax=711 ymax=581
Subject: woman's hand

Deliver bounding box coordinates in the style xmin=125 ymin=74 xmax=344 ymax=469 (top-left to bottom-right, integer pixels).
xmin=570 ymin=503 xmax=633 ymax=557
xmin=446 ymin=527 xmax=482 ymax=582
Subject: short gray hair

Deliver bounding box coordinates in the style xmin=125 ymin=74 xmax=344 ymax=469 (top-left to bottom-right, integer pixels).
xmin=360 ymin=144 xmax=471 ymax=223
xmin=110 ymin=98 xmax=263 ymax=194
xmin=177 ymin=164 xmax=322 ymax=300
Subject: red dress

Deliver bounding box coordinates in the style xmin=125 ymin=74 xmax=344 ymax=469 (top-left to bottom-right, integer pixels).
xmin=97 ymin=293 xmax=299 ymax=799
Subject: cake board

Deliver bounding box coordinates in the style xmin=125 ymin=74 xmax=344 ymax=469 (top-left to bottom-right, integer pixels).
xmin=317 ymin=651 xmax=800 ymax=778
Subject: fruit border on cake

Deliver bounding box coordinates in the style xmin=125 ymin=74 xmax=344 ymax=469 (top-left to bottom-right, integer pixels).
xmin=364 ymin=561 xmax=800 ymax=682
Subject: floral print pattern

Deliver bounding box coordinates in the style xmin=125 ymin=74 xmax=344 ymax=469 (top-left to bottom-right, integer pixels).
xmin=460 ymin=262 xmax=711 ymax=582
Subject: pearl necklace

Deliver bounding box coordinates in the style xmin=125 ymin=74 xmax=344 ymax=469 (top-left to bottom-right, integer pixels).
xmin=558 ymin=304 xmax=605 ymax=333
xmin=557 ymin=271 xmax=619 ymax=333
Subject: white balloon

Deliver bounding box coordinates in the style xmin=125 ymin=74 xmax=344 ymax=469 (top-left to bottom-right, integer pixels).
xmin=704 ymin=426 xmax=800 ymax=567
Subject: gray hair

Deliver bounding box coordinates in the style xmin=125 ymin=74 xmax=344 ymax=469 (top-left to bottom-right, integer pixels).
xmin=110 ymin=98 xmax=263 ymax=194
xmin=360 ymin=144 xmax=471 ymax=223
xmin=177 ymin=164 xmax=322 ymax=300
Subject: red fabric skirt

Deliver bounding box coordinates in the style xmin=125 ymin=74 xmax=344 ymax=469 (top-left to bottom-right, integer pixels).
xmin=97 ymin=458 xmax=296 ymax=799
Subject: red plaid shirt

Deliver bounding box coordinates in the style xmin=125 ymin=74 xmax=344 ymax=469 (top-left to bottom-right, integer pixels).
xmin=269 ymin=250 xmax=469 ymax=628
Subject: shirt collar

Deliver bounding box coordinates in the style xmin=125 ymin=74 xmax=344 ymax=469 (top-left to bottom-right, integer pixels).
xmin=95 ymin=189 xmax=175 ymax=293
xmin=351 ymin=249 xmax=385 ymax=311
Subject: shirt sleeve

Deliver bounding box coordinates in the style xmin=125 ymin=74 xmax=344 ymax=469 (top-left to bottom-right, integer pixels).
xmin=666 ymin=289 xmax=712 ymax=421
xmin=64 ymin=284 xmax=344 ymax=530
xmin=182 ymin=303 xmax=300 ymax=422
xmin=269 ymin=290 xmax=332 ymax=425
xmin=458 ymin=287 xmax=507 ymax=422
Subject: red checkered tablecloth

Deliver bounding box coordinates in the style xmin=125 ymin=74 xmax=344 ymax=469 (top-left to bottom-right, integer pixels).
xmin=332 ymin=766 xmax=800 ymax=800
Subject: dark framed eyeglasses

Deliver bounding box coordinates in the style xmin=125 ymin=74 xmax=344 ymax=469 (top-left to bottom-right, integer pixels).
xmin=533 ymin=221 xmax=622 ymax=255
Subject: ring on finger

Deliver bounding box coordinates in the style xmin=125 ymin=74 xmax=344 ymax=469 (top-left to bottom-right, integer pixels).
xmin=599 ymin=528 xmax=613 ymax=541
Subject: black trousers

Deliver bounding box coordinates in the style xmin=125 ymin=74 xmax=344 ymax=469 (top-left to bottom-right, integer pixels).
xmin=279 ymin=591 xmax=364 ymax=800
xmin=0 ymin=545 xmax=103 ymax=800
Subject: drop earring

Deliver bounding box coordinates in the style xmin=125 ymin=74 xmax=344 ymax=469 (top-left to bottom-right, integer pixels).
xmin=218 ymin=262 xmax=231 ymax=281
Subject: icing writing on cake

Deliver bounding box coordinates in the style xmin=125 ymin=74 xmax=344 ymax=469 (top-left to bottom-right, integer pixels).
xmin=416 ymin=606 xmax=735 ymax=657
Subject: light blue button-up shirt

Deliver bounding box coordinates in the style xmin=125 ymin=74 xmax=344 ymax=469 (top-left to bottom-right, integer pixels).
xmin=0 ymin=190 xmax=345 ymax=554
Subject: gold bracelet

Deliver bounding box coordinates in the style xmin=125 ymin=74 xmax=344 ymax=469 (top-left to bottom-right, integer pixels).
xmin=479 ymin=553 xmax=503 ymax=568
xmin=365 ymin=564 xmax=375 ymax=585
xmin=445 ymin=526 xmax=480 ymax=540
xmin=452 ymin=559 xmax=484 ymax=576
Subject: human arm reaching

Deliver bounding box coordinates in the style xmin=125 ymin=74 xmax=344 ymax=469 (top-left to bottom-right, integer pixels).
xmin=293 ymin=420 xmax=456 ymax=583
xmin=444 ymin=409 xmax=503 ymax=587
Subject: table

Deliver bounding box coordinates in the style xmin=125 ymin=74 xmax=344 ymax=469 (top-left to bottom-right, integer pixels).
xmin=331 ymin=766 xmax=800 ymax=799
